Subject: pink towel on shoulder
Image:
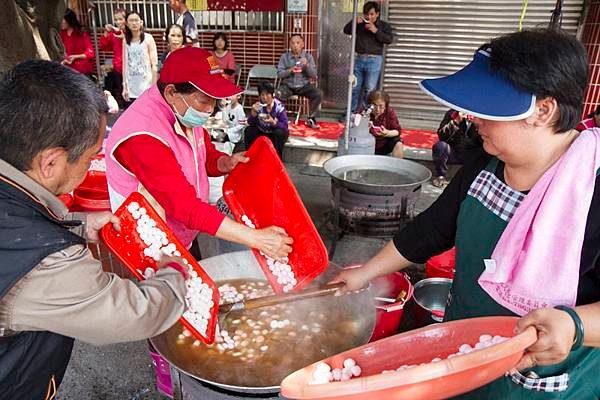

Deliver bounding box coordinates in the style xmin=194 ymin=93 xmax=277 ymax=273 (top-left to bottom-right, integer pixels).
xmin=478 ymin=129 xmax=600 ymax=316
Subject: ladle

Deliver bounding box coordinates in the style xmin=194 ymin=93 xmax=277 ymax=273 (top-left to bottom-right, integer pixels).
xmin=218 ymin=282 xmax=345 ymax=328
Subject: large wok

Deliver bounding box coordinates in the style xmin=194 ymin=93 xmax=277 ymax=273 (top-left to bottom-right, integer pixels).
xmin=323 ymin=155 xmax=432 ymax=195
xmin=150 ymin=250 xmax=376 ymax=394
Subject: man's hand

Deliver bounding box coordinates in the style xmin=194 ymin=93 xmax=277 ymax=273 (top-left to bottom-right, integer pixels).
xmin=299 ymin=58 xmax=308 ymax=66
xmin=251 ymin=102 xmax=261 ymax=115
xmin=217 ymin=152 xmax=249 ymax=174
xmin=365 ymin=21 xmax=378 ymax=33
xmin=157 ymin=255 xmax=189 ymax=279
xmin=513 ymin=308 xmax=576 ymax=370
xmin=85 ymin=211 xmax=120 ymax=241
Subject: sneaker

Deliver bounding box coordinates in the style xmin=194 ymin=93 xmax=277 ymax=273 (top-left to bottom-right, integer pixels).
xmin=306 ymin=118 xmax=321 ymax=130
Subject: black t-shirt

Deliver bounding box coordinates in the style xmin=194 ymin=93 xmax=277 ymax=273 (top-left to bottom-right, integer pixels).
xmin=393 ymin=145 xmax=600 ymax=305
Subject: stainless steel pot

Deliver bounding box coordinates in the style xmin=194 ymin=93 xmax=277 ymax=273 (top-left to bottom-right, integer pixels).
xmin=150 ymin=250 xmax=376 ymax=394
xmin=323 ymin=155 xmax=432 ymax=195
xmin=413 ymin=277 xmax=453 ymax=324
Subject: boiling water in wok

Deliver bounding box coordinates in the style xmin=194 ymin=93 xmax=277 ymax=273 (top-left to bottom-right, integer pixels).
xmin=154 ymin=278 xmax=375 ymax=391
xmin=336 ymin=166 xmax=417 ymax=186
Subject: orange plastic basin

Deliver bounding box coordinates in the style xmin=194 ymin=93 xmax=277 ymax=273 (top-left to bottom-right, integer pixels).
xmin=281 ymin=316 xmax=537 ymax=400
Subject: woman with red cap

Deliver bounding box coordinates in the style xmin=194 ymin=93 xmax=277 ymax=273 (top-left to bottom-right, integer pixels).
xmin=106 ymin=47 xmax=292 ymax=260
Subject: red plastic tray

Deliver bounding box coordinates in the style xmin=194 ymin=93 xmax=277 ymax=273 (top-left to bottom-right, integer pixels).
xmin=222 ymin=137 xmax=328 ymax=294
xmin=100 ymin=192 xmax=220 ymax=344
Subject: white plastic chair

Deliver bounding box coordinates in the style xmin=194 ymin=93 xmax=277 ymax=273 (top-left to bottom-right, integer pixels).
xmin=242 ymin=65 xmax=278 ymax=107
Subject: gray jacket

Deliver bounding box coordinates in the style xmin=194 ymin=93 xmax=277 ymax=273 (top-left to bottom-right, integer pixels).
xmin=277 ymin=50 xmax=317 ymax=89
xmin=0 ymin=159 xmax=186 ymax=346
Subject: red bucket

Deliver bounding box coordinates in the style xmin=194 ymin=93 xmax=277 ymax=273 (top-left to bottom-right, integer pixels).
xmin=73 ymin=188 xmax=111 ymax=211
xmin=346 ymin=265 xmax=413 ymax=342
xmin=425 ymin=247 xmax=456 ymax=280
xmin=370 ymin=272 xmax=413 ymax=341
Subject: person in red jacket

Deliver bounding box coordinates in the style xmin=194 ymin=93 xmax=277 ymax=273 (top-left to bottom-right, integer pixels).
xmin=99 ymin=8 xmax=127 ymax=107
xmin=60 ymin=9 xmax=95 ymax=79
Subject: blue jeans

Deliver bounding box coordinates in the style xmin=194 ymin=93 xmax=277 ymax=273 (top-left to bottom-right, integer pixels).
xmin=432 ymin=141 xmax=462 ymax=177
xmin=351 ymin=54 xmax=383 ymax=112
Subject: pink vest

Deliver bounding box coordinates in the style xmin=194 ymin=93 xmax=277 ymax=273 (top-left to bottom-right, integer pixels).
xmin=105 ymin=85 xmax=209 ymax=247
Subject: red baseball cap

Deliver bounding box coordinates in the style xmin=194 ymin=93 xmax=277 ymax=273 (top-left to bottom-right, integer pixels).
xmin=159 ymin=47 xmax=243 ymax=99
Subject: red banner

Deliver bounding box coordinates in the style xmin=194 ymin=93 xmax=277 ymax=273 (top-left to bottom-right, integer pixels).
xmin=208 ymin=0 xmax=284 ymax=11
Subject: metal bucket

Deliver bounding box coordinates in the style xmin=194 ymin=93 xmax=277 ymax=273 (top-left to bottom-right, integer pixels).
xmin=413 ymin=278 xmax=453 ymax=326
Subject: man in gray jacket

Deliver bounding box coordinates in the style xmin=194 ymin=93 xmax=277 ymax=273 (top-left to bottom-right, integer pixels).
xmin=276 ymin=34 xmax=323 ymax=129
xmin=0 ymin=60 xmax=186 ymax=399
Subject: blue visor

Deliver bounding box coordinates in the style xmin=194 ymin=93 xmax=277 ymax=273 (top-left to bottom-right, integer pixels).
xmin=419 ymin=50 xmax=536 ymax=121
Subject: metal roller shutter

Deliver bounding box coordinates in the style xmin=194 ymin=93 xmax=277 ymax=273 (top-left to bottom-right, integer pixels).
xmin=383 ymin=0 xmax=584 ymax=119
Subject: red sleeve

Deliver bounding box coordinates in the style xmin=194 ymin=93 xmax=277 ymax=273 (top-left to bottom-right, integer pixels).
xmin=386 ymin=108 xmax=402 ymax=132
xmin=99 ymin=32 xmax=113 ymax=51
xmin=114 ymin=135 xmax=226 ymax=235
xmin=82 ymin=32 xmax=95 ymax=59
xmin=203 ymin=130 xmax=229 ymax=177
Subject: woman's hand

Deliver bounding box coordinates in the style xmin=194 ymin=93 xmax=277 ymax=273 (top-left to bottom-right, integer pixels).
xmin=217 ymin=152 xmax=249 ymax=174
xmin=85 ymin=211 xmax=121 ymax=241
xmin=514 ymin=308 xmax=576 ymax=370
xmin=122 ymin=87 xmax=129 ymax=102
xmin=251 ymin=102 xmax=260 ymax=115
xmin=329 ymin=266 xmax=373 ymax=293
xmin=251 ymin=226 xmax=293 ymax=261
xmin=265 ymin=115 xmax=277 ymax=126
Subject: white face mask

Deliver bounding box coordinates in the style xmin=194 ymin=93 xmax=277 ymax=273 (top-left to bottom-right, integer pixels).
xmin=174 ymin=96 xmax=211 ymax=128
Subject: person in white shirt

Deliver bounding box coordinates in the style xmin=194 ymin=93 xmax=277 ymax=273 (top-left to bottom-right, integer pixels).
xmin=223 ymin=94 xmax=247 ymax=144
xmin=169 ymin=0 xmax=198 ymax=46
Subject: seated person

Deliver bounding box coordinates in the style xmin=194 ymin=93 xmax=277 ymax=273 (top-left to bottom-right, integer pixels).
xmin=432 ymin=109 xmax=479 ymax=188
xmin=210 ymin=32 xmax=237 ymax=83
xmin=276 ymin=34 xmax=322 ymax=130
xmin=367 ymin=90 xmax=403 ymax=158
xmin=245 ymin=81 xmax=289 ymax=159
xmin=576 ymin=104 xmax=600 ymax=131
xmin=223 ymin=93 xmax=246 ymax=144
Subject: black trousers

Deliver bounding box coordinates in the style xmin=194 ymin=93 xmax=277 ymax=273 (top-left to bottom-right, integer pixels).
xmin=244 ymin=125 xmax=289 ymax=159
xmin=103 ymin=71 xmax=125 ymax=108
xmin=277 ymin=83 xmax=323 ymax=119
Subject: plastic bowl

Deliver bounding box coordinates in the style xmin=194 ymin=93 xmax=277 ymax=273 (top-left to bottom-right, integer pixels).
xmin=280 ymin=316 xmax=537 ymax=400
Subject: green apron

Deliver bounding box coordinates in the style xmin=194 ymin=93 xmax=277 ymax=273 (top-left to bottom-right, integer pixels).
xmin=445 ymin=158 xmax=600 ymax=399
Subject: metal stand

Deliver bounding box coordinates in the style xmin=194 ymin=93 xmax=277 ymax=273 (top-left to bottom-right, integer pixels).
xmin=327 ymin=184 xmax=342 ymax=259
